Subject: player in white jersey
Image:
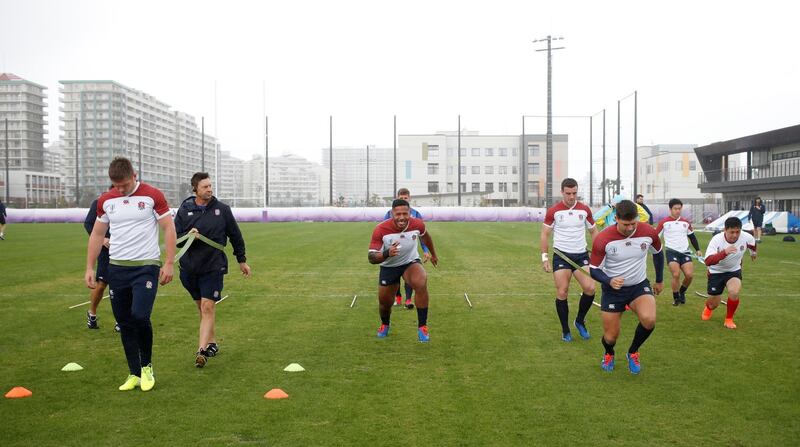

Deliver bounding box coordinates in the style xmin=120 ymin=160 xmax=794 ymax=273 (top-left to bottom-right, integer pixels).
xmin=85 ymin=157 xmax=176 ymax=392
xmin=589 ymin=200 xmax=664 ymax=374
xmin=540 ymin=178 xmax=598 ymax=342
xmin=369 ymin=199 xmax=439 ymax=342
xmin=654 ymin=198 xmax=703 ymax=306
xmin=701 ymin=217 xmax=757 ymax=329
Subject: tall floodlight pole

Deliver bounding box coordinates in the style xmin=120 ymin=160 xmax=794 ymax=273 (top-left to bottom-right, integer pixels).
xmin=589 ymin=115 xmax=593 ymax=206
xmin=201 ymin=117 xmax=205 ymax=172
xmin=633 ymin=90 xmax=638 ymax=197
xmin=138 ymin=117 xmax=143 ymax=182
xmin=393 ymin=115 xmax=397 ymax=197
xmin=265 ymin=115 xmax=269 ymax=207
xmin=75 ymin=117 xmax=80 ymax=205
xmin=4 ymin=118 xmax=9 ymax=203
xmin=534 ymin=35 xmax=565 ymax=206
xmin=602 ymin=109 xmax=606 ymax=204
xmin=366 ymin=145 xmax=370 ymax=205
xmin=457 ymin=115 xmax=461 ymax=206
xmin=521 ymin=116 xmax=526 ymax=205
xmin=329 ymin=116 xmax=333 ymax=206
xmin=616 ymin=100 xmax=621 ymax=195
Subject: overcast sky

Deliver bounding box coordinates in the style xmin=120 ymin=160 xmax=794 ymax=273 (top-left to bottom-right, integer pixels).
xmin=2 ymin=0 xmax=798 ymax=192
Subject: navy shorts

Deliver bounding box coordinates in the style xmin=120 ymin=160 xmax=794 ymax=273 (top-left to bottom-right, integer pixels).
xmin=95 ymin=248 xmax=110 ymax=283
xmin=180 ymin=270 xmax=225 ymax=301
xmin=707 ymin=270 xmax=742 ymax=296
xmin=601 ymin=279 xmax=653 ymax=313
xmin=553 ymin=250 xmax=590 ymax=272
xmin=666 ymin=248 xmax=693 ymax=266
xmin=379 ymin=260 xmax=421 ymax=286
xmin=107 ymin=264 xmax=160 ymax=319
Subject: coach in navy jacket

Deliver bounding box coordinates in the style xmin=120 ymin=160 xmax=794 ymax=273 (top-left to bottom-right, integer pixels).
xmin=174 ymin=195 xmax=247 ymax=275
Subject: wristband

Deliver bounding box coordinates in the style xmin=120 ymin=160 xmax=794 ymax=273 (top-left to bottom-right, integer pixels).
xmin=541 ymin=253 xmax=549 ymax=262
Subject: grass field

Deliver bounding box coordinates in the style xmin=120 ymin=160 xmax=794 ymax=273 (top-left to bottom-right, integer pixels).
xmin=1 ymin=221 xmax=799 ymax=446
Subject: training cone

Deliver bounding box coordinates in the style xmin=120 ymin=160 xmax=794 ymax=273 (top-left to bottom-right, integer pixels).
xmin=61 ymin=362 xmax=84 ymax=372
xmin=283 ymin=363 xmax=305 ymax=372
xmin=5 ymin=387 xmax=32 ymax=399
xmin=264 ymin=388 xmax=289 ymax=399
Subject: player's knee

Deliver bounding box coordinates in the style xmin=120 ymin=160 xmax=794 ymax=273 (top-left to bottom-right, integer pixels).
xmin=640 ymin=316 xmax=656 ymax=329
xmin=584 ymin=284 xmax=596 ymax=296
xmin=556 ymin=288 xmax=569 ymax=298
xmin=728 ymin=294 xmax=740 ymax=302
xmin=671 ymin=271 xmax=681 ymax=280
xmin=684 ymin=272 xmax=693 ymax=282
xmin=200 ymin=302 xmax=215 ymax=315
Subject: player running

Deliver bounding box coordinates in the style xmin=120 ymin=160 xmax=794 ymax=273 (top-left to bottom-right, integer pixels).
xmin=540 ymin=178 xmax=598 ymax=341
xmin=383 ymin=188 xmax=430 ymax=309
xmin=590 ymin=200 xmax=664 ymax=374
xmin=701 ymin=217 xmax=757 ymax=329
xmin=368 ymin=199 xmax=438 ymax=342
xmin=654 ymin=198 xmax=702 ymax=306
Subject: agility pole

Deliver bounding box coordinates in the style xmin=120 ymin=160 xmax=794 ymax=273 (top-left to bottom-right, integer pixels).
xmin=69 ymin=295 xmax=109 ymax=309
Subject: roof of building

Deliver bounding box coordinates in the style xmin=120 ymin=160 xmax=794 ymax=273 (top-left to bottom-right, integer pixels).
xmin=0 ymin=73 xmax=47 ymax=89
xmin=694 ymin=124 xmax=800 ymax=157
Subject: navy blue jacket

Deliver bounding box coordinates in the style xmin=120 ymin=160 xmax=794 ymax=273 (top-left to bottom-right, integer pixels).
xmin=174 ymin=196 xmax=246 ymax=275
xmin=749 ymin=204 xmax=765 ymax=226
xmin=0 ymin=201 xmax=6 ymax=218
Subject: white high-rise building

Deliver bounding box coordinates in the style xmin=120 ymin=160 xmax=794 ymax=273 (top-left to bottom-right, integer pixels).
xmin=60 ymin=80 xmax=217 ymax=205
xmin=0 ymin=73 xmax=48 ymax=172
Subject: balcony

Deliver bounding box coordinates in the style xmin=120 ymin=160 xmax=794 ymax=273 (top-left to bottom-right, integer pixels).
xmin=698 ymin=158 xmax=800 ymax=193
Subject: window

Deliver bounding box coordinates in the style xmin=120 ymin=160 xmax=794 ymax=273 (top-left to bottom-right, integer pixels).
xmin=447 ymin=147 xmax=454 ymax=157
xmin=459 ymin=147 xmax=466 ymax=156
xmin=471 ymin=148 xmax=480 ymax=156
xmin=485 ymin=183 xmax=494 ymax=193
xmin=427 ymin=163 xmax=439 ymax=175
xmin=512 ymin=166 xmax=518 ymax=174
xmin=528 ymin=144 xmax=540 ymax=157
xmin=773 ymin=150 xmax=800 ymax=161
xmin=527 ymin=181 xmax=539 ymax=193
xmin=658 ymin=161 xmax=669 ymax=172
xmin=689 ymin=160 xmax=697 ymax=171
xmin=405 ymin=160 xmax=412 ymax=179
xmin=460 ymin=166 xmax=466 ymax=175
xmin=646 ymin=184 xmax=652 ymax=194
xmin=428 ymin=181 xmax=439 ymax=193
xmin=512 ymin=182 xmax=519 ymax=192
xmin=675 ymin=161 xmax=683 ymax=171
xmin=485 ymin=148 xmax=494 ymax=156
xmin=499 ymin=166 xmax=507 ymax=174
xmin=499 ymin=182 xmax=508 ymax=192
xmin=528 ymin=163 xmax=540 ymax=175
xmin=646 ymin=164 xmax=653 ymax=174
xmin=460 ymin=182 xmax=467 ymax=192
xmin=472 ymin=166 xmax=480 ymax=174
xmin=447 ymin=182 xmax=453 ymax=192
xmin=428 ymin=145 xmax=439 ymax=158
xmin=485 ymin=166 xmax=494 ymax=175
xmin=447 ymin=165 xmax=454 ymax=175
xmin=512 ymin=147 xmax=518 ymax=157
xmin=472 ymin=182 xmax=480 ymax=192
xmin=499 ymin=147 xmax=508 ymax=156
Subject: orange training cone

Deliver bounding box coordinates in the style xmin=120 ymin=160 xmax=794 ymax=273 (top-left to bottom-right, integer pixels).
xmin=5 ymin=387 xmax=32 ymax=399
xmin=264 ymin=388 xmax=288 ymax=399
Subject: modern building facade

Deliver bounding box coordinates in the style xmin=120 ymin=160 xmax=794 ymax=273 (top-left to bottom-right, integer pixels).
xmin=636 ymin=144 xmax=715 ymax=203
xmin=60 ymin=80 xmax=217 ymax=205
xmin=695 ymin=124 xmax=800 ymax=215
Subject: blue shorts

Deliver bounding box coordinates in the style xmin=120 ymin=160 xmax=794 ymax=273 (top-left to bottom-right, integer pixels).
xmin=707 ymin=270 xmax=742 ymax=296
xmin=180 ymin=270 xmax=225 ymax=302
xmin=666 ymin=248 xmax=692 ymax=266
xmin=107 ymin=264 xmax=160 ymax=319
xmin=601 ymin=279 xmax=653 ymax=313
xmin=553 ymin=250 xmax=590 ymax=272
xmin=379 ymin=260 xmax=421 ymax=287
xmin=96 ymin=248 xmax=110 ymax=283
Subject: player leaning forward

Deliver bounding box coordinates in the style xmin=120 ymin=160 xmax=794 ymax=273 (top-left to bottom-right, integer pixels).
xmin=540 ymin=178 xmax=598 ymax=342
xmin=369 ymin=199 xmax=439 ymax=342
xmin=589 ymin=199 xmax=664 ymax=374
xmin=85 ymin=157 xmax=176 ymax=391
xmin=701 ymin=217 xmax=756 ymax=329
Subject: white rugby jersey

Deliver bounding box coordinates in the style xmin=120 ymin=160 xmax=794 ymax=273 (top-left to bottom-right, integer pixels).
xmin=655 ymin=216 xmax=694 ymax=252
xmin=704 ymin=231 xmax=757 ymax=274
xmin=590 ymin=223 xmax=662 ymax=286
xmin=543 ymin=201 xmax=595 ymax=254
xmin=369 ymin=217 xmax=426 ymax=267
xmin=96 ymin=182 xmax=171 ymax=261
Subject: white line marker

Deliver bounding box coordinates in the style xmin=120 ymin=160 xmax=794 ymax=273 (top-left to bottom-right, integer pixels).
xmin=68 ymin=295 xmax=109 ymax=309
xmin=695 ymin=291 xmax=726 ymax=305
xmin=464 ymin=292 xmax=473 ymax=309
xmin=216 ymin=294 xmax=229 ymax=304
xmin=592 ymin=301 xmax=601 ymax=308
xmin=350 ymin=294 xmax=358 ymax=308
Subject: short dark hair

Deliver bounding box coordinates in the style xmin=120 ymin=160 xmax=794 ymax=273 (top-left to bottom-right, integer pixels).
xmin=668 ymin=198 xmax=683 ymax=208
xmin=397 ymin=188 xmax=410 ymax=197
xmin=725 ymin=217 xmax=742 ymax=230
xmin=635 ymin=194 xmax=644 ymax=200
xmin=561 ymin=178 xmax=578 ymax=190
xmin=616 ymin=200 xmax=638 ymax=221
xmin=391 ymin=198 xmax=410 ymax=209
xmin=191 ymin=172 xmax=210 ymax=192
xmin=108 ymin=157 xmax=135 ymax=182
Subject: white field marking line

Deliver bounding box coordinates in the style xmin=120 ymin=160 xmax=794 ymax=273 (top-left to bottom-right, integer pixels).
xmin=695 ymin=291 xmax=727 ymax=305
xmin=350 ymin=294 xmax=358 ymax=308
xmin=68 ymin=295 xmax=109 ymax=309
xmin=463 ymin=292 xmax=473 ymax=309
xmin=215 ymin=294 xmax=229 ymax=305
xmin=779 ymin=260 xmax=800 ymax=266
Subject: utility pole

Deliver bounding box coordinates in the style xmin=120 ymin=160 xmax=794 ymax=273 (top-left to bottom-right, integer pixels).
xmin=329 ymin=116 xmax=333 ymax=206
xmin=457 ymin=115 xmax=461 ymax=206
xmin=265 ymin=115 xmax=269 ymax=207
xmin=366 ymin=145 xmax=370 ymax=205
xmin=138 ymin=117 xmax=142 ymax=182
xmin=616 ymin=99 xmax=621 ymax=195
xmin=393 ymin=115 xmax=397 ymax=197
xmin=75 ymin=117 xmax=80 ymax=205
xmin=201 ymin=116 xmax=205 ymax=172
xmin=534 ymin=35 xmax=565 ymax=206
xmin=602 ymin=109 xmax=606 ymax=204
xmin=4 ymin=118 xmax=8 ymax=203
xmin=633 ymin=90 xmax=638 ymax=197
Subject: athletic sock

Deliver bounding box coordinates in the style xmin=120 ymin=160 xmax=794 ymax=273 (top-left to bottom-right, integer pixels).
xmin=417 ymin=307 xmax=428 ymax=327
xmin=679 ymin=285 xmax=688 ymax=295
xmin=673 ymin=292 xmax=680 ymax=301
xmin=405 ymin=283 xmax=414 ymax=300
xmin=628 ymin=323 xmax=654 ymax=354
xmin=380 ymin=308 xmax=391 ymax=325
xmin=726 ymin=299 xmax=740 ymax=319
xmin=601 ymin=337 xmax=616 ymax=355
xmin=555 ymin=299 xmax=570 ymax=333
xmin=575 ymin=293 xmax=594 ymax=324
